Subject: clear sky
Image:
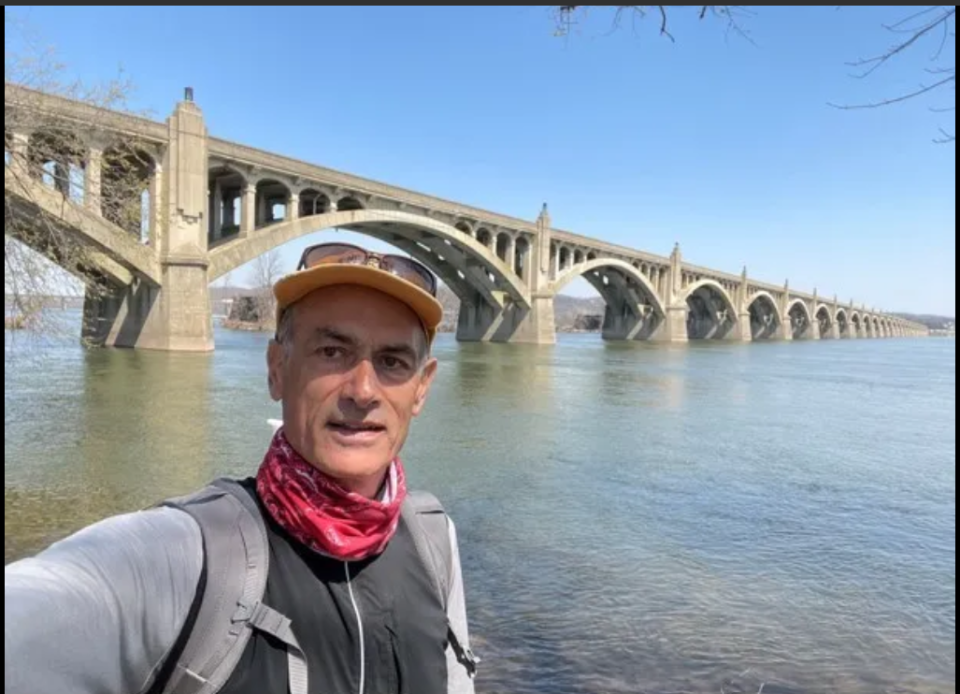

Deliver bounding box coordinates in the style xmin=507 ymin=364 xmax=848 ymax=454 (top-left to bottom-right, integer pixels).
xmin=5 ymin=6 xmax=956 ymax=315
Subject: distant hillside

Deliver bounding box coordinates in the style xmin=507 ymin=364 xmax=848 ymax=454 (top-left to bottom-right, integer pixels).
xmin=891 ymin=313 xmax=954 ymax=331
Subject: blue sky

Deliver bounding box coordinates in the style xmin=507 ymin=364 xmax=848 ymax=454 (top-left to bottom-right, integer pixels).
xmin=6 ymin=6 xmax=956 ymax=315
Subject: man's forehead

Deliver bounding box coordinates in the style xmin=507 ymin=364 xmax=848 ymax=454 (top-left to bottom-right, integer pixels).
xmin=294 ymin=290 xmax=422 ymax=346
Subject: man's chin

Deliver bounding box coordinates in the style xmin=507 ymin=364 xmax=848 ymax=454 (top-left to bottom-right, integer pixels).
xmin=311 ymin=446 xmax=393 ymax=486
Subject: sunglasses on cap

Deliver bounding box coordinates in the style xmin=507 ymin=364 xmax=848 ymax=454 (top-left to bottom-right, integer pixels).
xmin=296 ymin=242 xmax=438 ymax=296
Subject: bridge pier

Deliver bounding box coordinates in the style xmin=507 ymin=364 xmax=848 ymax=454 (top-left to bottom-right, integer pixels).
xmin=81 ymin=281 xmax=127 ymax=347
xmin=778 ymin=320 xmax=794 ymax=341
xmin=801 ymin=319 xmax=820 ymax=340
xmin=79 ymin=269 xmax=213 ymax=351
xmin=455 ymin=294 xmax=556 ymax=344
xmin=729 ymin=312 xmax=752 ymax=342
xmin=599 ymin=302 xmax=661 ymax=341
xmin=649 ymin=304 xmax=689 ymax=343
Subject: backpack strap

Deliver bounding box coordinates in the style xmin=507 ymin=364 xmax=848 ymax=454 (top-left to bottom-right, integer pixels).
xmin=157 ymin=478 xmax=308 ymax=694
xmin=401 ymin=491 xmax=479 ymax=679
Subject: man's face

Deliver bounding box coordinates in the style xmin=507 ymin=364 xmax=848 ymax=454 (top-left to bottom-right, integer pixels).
xmin=267 ymin=284 xmax=437 ymax=495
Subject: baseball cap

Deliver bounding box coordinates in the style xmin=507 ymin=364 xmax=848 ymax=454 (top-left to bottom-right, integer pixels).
xmin=273 ymin=242 xmax=444 ymax=344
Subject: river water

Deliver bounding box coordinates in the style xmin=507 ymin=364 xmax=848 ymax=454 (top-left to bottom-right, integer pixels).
xmin=5 ymin=318 xmax=956 ymax=694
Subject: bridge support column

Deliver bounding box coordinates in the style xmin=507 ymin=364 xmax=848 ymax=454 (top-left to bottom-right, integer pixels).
xmin=81 ymin=281 xmax=126 ymax=347
xmin=650 ymin=304 xmax=689 ymax=342
xmin=84 ymin=146 xmax=103 ymax=216
xmin=732 ymin=312 xmax=752 ymax=342
xmin=242 ymin=183 xmax=256 ymax=235
xmin=778 ymin=319 xmax=794 ymax=341
xmin=126 ymin=90 xmax=214 ymax=352
xmin=600 ymin=299 xmax=643 ymax=340
xmin=455 ymin=294 xmax=556 ymax=344
xmin=508 ymin=294 xmax=556 ymax=344
xmin=456 ymin=297 xmax=499 ymax=341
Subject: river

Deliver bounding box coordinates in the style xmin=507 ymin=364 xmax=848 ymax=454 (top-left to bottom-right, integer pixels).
xmin=5 ymin=317 xmax=956 ymax=694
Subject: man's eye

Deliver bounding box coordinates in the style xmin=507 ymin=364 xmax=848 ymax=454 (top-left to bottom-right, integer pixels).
xmin=319 ymin=346 xmax=344 ymax=359
xmin=381 ymin=355 xmax=409 ymax=371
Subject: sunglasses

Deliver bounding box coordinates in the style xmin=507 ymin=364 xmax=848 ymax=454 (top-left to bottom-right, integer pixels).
xmin=296 ymin=242 xmax=438 ymax=296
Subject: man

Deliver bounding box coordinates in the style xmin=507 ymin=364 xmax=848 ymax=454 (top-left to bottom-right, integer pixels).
xmin=5 ymin=242 xmax=478 ymax=694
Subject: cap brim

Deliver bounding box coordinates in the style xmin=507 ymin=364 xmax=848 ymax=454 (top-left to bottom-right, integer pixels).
xmin=273 ymin=264 xmax=443 ymax=338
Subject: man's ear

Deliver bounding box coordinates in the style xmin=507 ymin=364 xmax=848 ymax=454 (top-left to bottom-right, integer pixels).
xmin=411 ymin=357 xmax=438 ymax=417
xmin=267 ymin=339 xmax=285 ymax=402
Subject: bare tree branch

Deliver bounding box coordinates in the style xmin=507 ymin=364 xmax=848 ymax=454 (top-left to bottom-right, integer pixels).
xmin=845 ymin=6 xmax=955 ymax=79
xmin=555 ymin=6 xmax=747 ymax=43
xmin=248 ymin=248 xmax=282 ymax=331
xmin=829 ymin=72 xmax=956 ymax=109
xmin=5 ymin=17 xmax=156 ymax=357
xmin=831 ymin=6 xmax=955 ymax=141
xmin=553 ymin=6 xmax=954 ymax=142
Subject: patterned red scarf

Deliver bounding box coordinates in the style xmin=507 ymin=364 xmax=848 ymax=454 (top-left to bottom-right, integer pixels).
xmin=256 ymin=428 xmax=407 ymax=561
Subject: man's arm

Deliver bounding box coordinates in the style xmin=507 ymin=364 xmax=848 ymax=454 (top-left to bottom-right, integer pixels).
xmin=445 ymin=517 xmax=477 ymax=694
xmin=5 ymin=507 xmax=204 ymax=694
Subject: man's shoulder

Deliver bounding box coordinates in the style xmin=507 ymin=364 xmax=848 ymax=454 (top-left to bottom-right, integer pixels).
xmin=5 ymin=501 xmax=207 ymax=694
xmin=7 ymin=502 xmax=203 ymax=581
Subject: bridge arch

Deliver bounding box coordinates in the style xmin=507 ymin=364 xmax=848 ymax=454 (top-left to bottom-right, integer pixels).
xmin=336 ymin=194 xmax=365 ymax=212
xmin=786 ymin=299 xmax=814 ymax=339
xmin=546 ymin=258 xmax=666 ymax=340
xmin=298 ymin=188 xmax=331 ymax=217
xmin=835 ymin=308 xmax=850 ymax=337
xmin=207 ymin=209 xmax=531 ymax=311
xmin=548 ymin=258 xmax=665 ymax=314
xmin=680 ymin=279 xmax=739 ymax=340
xmin=815 ymin=304 xmax=834 ymax=338
xmin=746 ymin=291 xmax=783 ymax=340
xmin=5 ymin=170 xmax=161 ymax=285
xmin=850 ymin=312 xmax=863 ymax=337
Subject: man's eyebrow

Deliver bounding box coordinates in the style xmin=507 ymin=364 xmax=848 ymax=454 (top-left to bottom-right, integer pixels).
xmin=313 ymin=327 xmax=358 ymax=346
xmin=313 ymin=329 xmax=418 ymax=359
xmin=378 ymin=343 xmax=418 ymax=358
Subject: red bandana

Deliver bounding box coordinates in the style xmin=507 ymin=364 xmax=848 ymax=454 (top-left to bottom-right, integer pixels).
xmin=256 ymin=428 xmax=407 ymax=561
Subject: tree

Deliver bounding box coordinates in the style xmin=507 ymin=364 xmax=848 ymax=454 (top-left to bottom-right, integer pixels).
xmin=248 ymin=249 xmax=282 ymax=330
xmin=5 ymin=16 xmax=156 ymax=352
xmin=554 ymin=6 xmax=955 ymax=143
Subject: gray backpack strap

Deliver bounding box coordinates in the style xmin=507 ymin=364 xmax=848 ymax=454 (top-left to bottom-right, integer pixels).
xmin=402 ymin=491 xmax=452 ymax=607
xmin=401 ymin=491 xmax=479 ymax=679
xmin=157 ymin=478 xmax=308 ymax=694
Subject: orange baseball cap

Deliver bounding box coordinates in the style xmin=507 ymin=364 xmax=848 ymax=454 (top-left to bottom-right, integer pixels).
xmin=272 ymin=244 xmax=444 ymax=344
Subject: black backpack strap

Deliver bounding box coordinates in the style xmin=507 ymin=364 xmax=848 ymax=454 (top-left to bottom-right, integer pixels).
xmin=156 ymin=478 xmax=307 ymax=694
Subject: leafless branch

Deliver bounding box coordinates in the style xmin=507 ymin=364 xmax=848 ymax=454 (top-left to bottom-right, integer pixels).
xmin=658 ymin=6 xmax=674 ymax=42
xmin=829 ymin=6 xmax=955 ymax=141
xmin=829 ymin=72 xmax=956 ymax=109
xmin=554 ymin=6 xmax=750 ymax=44
xmin=5 ymin=17 xmax=156 ymax=355
xmin=934 ymin=127 xmax=955 ymax=144
xmin=846 ymin=6 xmax=955 ymax=79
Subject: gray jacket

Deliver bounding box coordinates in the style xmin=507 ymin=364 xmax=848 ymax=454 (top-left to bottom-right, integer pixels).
xmin=4 ymin=503 xmax=476 ymax=694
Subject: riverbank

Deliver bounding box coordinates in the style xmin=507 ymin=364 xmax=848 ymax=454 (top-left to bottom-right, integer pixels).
xmin=5 ymin=315 xmax=27 ymax=330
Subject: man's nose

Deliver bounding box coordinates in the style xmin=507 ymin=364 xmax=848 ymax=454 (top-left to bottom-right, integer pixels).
xmin=341 ymin=358 xmax=379 ymax=409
